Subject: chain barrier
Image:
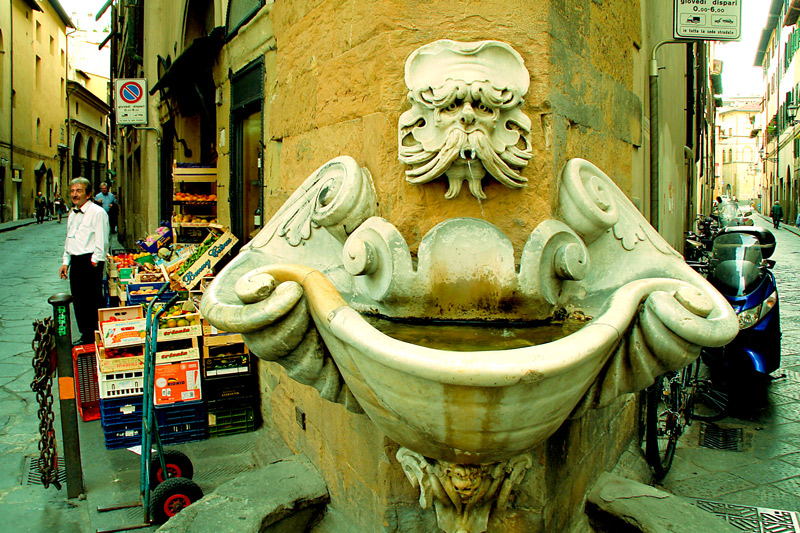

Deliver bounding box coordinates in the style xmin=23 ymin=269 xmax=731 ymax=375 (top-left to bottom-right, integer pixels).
xmin=31 ymin=318 xmax=61 ymax=490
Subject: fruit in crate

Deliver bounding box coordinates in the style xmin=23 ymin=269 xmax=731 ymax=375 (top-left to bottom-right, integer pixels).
xmin=129 ymin=287 xmax=159 ymax=296
xmin=173 ymin=192 xmax=215 ymax=203
xmin=111 ymin=252 xmax=151 ymax=268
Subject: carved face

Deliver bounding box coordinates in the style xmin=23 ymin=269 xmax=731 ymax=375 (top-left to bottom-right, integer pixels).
xmin=398 ymin=40 xmax=533 ymax=200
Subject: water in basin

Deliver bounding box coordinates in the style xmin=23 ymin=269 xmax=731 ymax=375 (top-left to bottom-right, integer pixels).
xmin=364 ymin=315 xmax=588 ymax=351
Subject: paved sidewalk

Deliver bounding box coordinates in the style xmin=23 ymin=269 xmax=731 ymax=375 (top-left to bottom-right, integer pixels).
xmin=0 ymin=217 xmax=37 ymax=233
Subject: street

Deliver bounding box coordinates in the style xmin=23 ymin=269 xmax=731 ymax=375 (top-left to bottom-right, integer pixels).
xmin=658 ymin=214 xmax=800 ymax=522
xmin=1 ymin=215 xmax=800 ymax=531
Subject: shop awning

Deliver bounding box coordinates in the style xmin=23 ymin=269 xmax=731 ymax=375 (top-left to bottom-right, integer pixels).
xmin=150 ymin=27 xmax=225 ymax=96
xmin=785 ymin=0 xmax=800 ymax=26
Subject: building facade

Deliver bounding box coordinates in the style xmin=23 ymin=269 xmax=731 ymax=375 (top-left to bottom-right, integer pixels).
xmin=716 ymin=99 xmax=763 ymax=207
xmin=0 ymin=0 xmax=73 ymax=222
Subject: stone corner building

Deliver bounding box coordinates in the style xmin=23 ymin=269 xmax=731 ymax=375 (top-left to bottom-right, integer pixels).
xmin=108 ymin=1 xmax=718 ymax=531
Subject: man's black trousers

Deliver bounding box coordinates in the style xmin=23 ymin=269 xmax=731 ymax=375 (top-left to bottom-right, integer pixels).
xmin=69 ymin=254 xmax=104 ymax=342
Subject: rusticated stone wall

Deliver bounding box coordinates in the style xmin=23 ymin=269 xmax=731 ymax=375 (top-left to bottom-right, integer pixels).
xmin=265 ymin=0 xmax=643 ymax=253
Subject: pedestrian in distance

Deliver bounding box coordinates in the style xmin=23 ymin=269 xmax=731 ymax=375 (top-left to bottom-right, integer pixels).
xmin=52 ymin=193 xmax=65 ymax=223
xmin=771 ymin=200 xmax=784 ymax=230
xmin=94 ymin=181 xmax=118 ymax=234
xmin=59 ymin=177 xmax=110 ymax=346
xmin=35 ymin=191 xmax=48 ymax=224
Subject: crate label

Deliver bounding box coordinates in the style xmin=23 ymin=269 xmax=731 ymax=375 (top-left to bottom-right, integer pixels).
xmin=208 ymin=413 xmax=217 ymax=426
xmin=181 ymin=390 xmax=198 ymax=400
xmin=121 ymin=405 xmax=136 ymax=415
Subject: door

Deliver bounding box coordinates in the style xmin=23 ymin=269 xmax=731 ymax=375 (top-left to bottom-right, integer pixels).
xmin=230 ymin=59 xmax=264 ymax=244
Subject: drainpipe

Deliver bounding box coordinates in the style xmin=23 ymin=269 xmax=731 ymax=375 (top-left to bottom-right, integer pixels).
xmin=649 ymin=39 xmax=685 ymax=232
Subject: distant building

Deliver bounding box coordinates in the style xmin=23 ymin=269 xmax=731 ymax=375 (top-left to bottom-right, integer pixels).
xmin=0 ymin=0 xmax=73 ymax=222
xmin=716 ymin=98 xmax=763 ymax=206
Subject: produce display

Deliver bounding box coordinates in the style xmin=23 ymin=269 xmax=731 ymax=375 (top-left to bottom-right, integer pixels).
xmin=173 ymin=214 xmax=218 ymax=225
xmin=110 ymin=252 xmax=152 ymax=268
xmin=154 ymin=303 xmax=201 ymax=329
xmin=103 ymin=345 xmax=144 ymax=360
xmin=173 ymin=192 xmax=216 ymax=203
xmin=140 ymin=224 xmax=172 ymax=248
xmin=176 ymin=233 xmax=219 ymax=276
xmin=129 ymin=286 xmax=160 ymax=297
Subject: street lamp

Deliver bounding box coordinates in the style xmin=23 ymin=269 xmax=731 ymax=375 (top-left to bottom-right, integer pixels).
xmin=789 ymin=104 xmax=800 ymax=125
xmin=760 ymin=148 xmax=777 ymax=163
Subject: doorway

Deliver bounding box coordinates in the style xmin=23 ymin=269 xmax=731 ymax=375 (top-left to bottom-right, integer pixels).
xmin=230 ymin=59 xmax=264 ymax=244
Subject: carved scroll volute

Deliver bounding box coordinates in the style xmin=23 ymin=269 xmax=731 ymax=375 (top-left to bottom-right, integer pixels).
xmin=247 ymin=156 xmax=378 ymax=250
xmin=342 ymin=217 xmax=415 ymax=302
xmin=558 ymin=158 xmax=619 ymax=244
xmin=519 ymin=220 xmax=589 ymax=306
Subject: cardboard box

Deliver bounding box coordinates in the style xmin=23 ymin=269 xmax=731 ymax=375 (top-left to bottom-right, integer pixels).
xmin=94 ymin=333 xmax=199 ymax=372
xmin=155 ymin=300 xmax=202 ymax=340
xmin=174 ymin=230 xmax=238 ymax=290
xmin=99 ymin=306 xmax=146 ymax=348
xmin=154 ymin=360 xmax=202 ymax=406
xmin=200 ymin=318 xmax=242 ymax=342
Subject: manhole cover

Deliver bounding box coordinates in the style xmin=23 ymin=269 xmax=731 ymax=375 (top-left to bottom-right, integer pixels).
xmin=699 ymin=423 xmax=744 ymax=451
xmin=694 ymin=499 xmax=800 ymax=532
xmin=23 ymin=455 xmax=66 ymax=486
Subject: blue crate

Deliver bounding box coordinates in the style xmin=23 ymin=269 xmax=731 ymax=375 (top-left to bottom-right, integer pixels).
xmin=101 ymin=398 xmax=207 ymax=449
xmin=100 ymin=396 xmax=144 ymax=425
xmin=155 ymin=401 xmax=207 ymax=444
xmin=126 ymin=282 xmax=176 ymax=305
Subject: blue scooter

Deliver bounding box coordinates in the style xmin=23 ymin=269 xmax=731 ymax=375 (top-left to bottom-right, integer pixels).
xmin=702 ymin=225 xmax=781 ymax=392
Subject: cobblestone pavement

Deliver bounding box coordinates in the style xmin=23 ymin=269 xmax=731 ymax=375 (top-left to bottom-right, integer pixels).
xmin=657 ymin=214 xmax=800 ymax=521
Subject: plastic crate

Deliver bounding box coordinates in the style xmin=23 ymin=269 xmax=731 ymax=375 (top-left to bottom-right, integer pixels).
xmin=100 ymin=397 xmax=206 ymax=449
xmin=203 ymin=373 xmax=258 ymax=403
xmin=72 ymin=345 xmax=100 ymax=422
xmin=97 ymin=364 xmax=144 ymax=399
xmin=156 ymin=401 xmax=207 ymax=444
xmin=208 ymin=405 xmax=257 ymax=438
xmin=100 ymin=396 xmax=143 ymax=425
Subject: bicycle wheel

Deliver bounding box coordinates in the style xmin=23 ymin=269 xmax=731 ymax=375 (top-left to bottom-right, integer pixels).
xmin=690 ymin=360 xmax=729 ymax=422
xmin=645 ymin=372 xmax=680 ymax=481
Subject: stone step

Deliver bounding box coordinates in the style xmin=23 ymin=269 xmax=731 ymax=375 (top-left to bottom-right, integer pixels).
xmin=157 ymin=454 xmax=328 ymax=533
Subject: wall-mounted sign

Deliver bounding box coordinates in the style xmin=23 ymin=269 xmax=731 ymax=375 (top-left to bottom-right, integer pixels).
xmin=674 ymin=0 xmax=741 ymax=41
xmin=115 ymin=78 xmax=148 ymax=125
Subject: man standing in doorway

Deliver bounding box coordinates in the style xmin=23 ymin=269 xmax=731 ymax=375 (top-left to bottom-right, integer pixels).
xmin=59 ymin=177 xmax=110 ymax=346
xmin=771 ymin=200 xmax=784 ymax=230
xmin=94 ymin=182 xmax=118 ymax=233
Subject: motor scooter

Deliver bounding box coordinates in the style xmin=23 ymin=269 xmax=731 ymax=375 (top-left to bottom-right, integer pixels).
xmin=702 ymin=224 xmax=781 ymax=388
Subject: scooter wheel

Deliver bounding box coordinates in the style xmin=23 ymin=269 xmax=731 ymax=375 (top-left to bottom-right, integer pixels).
xmin=149 ymin=477 xmax=203 ymax=524
xmin=150 ymin=450 xmax=194 ymax=489
xmin=645 ymin=372 xmax=680 ymax=481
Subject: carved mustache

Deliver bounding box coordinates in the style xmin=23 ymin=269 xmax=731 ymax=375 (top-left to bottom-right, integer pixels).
xmin=403 ymin=128 xmax=529 ymax=193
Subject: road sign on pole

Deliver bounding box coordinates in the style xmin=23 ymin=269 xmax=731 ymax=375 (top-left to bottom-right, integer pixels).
xmin=115 ymin=78 xmax=148 ymax=125
xmin=674 ymin=0 xmax=741 ymax=41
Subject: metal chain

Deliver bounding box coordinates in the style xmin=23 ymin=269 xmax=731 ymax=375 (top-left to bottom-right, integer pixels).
xmin=31 ymin=318 xmax=61 ymax=490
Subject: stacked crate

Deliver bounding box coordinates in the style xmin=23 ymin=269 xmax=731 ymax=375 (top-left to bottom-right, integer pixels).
xmin=201 ymin=319 xmax=260 ymax=437
xmin=96 ymin=302 xmax=207 ymax=449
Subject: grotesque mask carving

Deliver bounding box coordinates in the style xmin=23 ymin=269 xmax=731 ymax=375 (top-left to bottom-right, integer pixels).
xmin=398 ymin=40 xmax=533 ymax=200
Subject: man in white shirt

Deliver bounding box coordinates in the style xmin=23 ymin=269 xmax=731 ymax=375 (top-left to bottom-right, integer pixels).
xmin=59 ymin=177 xmax=110 ymax=345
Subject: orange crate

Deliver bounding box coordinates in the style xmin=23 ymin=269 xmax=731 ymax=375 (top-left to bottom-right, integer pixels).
xmin=72 ymin=344 xmax=100 ymax=422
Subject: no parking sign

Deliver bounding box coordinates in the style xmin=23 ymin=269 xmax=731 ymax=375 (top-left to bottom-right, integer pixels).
xmin=115 ymin=78 xmax=148 ymax=125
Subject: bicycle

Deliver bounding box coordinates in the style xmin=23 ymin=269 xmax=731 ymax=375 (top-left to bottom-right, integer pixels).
xmin=644 ymin=357 xmax=729 ymax=481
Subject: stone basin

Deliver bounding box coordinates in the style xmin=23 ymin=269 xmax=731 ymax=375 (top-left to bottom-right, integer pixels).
xmin=205 ymin=262 xmax=734 ymax=464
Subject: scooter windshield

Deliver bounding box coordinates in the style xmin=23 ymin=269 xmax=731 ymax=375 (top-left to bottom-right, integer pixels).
xmin=717 ymin=201 xmax=742 ymax=228
xmin=709 ymin=233 xmax=764 ymax=296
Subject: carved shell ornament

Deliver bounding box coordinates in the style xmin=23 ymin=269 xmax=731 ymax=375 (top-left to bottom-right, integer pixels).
xmin=398 ymin=40 xmax=534 ymax=200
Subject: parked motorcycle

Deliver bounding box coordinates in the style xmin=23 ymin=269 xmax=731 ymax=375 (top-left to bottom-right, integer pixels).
xmin=702 ymin=224 xmax=781 ymax=392
xmin=684 ymin=214 xmax=718 ymax=264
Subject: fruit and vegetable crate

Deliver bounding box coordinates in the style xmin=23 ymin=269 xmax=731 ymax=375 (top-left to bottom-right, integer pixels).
xmin=100 ymin=396 xmax=208 ymax=449
xmin=127 ymin=282 xmax=178 ymax=305
xmin=173 ymin=229 xmax=237 ymax=290
xmin=94 ymin=334 xmax=200 ymax=373
xmin=73 ymin=344 xmax=100 ymax=422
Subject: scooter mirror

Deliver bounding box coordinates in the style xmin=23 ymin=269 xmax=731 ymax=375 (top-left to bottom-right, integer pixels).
xmin=763 ymin=259 xmax=776 ymax=269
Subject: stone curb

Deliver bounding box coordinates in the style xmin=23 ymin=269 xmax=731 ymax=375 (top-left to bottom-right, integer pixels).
xmin=156 ymin=454 xmax=329 ymax=533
